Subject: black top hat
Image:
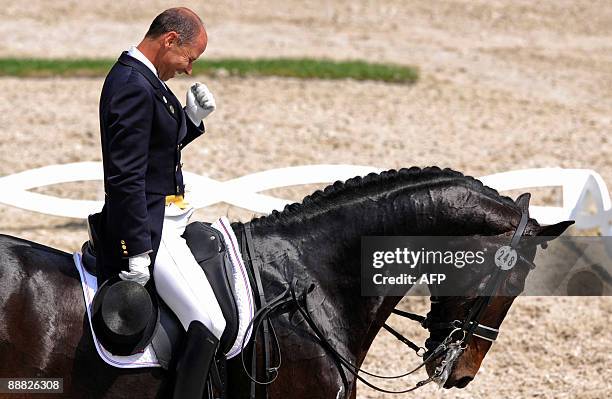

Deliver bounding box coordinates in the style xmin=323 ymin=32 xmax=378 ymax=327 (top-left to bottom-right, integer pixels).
xmin=91 ymin=276 xmax=159 ymax=356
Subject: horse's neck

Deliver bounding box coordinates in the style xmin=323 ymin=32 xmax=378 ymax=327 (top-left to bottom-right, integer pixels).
xmin=252 ymin=196 xmax=402 ymax=290
xmin=249 ymin=180 xmax=516 ymax=365
xmin=249 ymin=196 xmax=416 ymax=364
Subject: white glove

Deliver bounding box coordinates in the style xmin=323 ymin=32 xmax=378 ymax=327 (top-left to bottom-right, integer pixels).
xmin=119 ymin=253 xmax=151 ymax=286
xmin=185 ymin=82 xmax=216 ymax=125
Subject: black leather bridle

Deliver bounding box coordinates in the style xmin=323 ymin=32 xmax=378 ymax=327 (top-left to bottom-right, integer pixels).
xmin=238 ymin=196 xmax=534 ymax=397
xmin=383 ymin=195 xmax=534 ymax=388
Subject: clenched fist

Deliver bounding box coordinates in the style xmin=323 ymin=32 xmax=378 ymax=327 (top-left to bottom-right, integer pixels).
xmin=185 ymin=82 xmax=216 ymax=125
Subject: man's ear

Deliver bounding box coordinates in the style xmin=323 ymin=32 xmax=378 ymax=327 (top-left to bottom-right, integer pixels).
xmin=164 ymin=31 xmax=179 ymax=47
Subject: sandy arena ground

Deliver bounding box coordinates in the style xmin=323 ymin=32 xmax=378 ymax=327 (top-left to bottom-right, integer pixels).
xmin=0 ymin=1 xmax=610 ymax=397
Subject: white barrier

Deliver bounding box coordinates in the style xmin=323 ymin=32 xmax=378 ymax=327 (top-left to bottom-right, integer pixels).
xmin=0 ymin=163 xmax=610 ymax=234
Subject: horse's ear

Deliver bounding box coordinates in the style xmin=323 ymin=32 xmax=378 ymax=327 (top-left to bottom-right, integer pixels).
xmin=515 ymin=193 xmax=531 ymax=212
xmin=533 ymin=220 xmax=575 ymax=248
xmin=536 ymin=220 xmax=574 ymax=237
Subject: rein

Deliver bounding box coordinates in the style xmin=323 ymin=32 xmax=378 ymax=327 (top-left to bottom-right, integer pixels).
xmin=237 ymin=198 xmax=532 ymax=397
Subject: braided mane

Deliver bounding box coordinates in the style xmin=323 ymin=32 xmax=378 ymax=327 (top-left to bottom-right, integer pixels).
xmin=251 ymin=166 xmax=516 ymax=227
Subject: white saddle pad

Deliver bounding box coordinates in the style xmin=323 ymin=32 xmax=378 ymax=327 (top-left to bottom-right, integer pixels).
xmin=211 ymin=216 xmax=255 ymax=359
xmin=73 ymin=216 xmax=254 ymax=368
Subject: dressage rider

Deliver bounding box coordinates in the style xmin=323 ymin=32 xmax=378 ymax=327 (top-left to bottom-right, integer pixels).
xmin=93 ymin=7 xmax=225 ymax=398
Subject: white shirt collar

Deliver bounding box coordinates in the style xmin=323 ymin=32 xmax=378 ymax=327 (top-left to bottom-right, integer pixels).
xmin=127 ymin=45 xmax=166 ymax=88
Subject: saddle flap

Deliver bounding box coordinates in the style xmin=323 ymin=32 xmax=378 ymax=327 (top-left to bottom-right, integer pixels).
xmin=151 ymin=298 xmax=184 ymax=370
xmin=183 ymin=222 xmax=240 ymax=355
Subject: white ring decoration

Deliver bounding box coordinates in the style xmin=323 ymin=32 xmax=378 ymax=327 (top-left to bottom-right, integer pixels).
xmin=0 ymin=163 xmax=610 ymax=236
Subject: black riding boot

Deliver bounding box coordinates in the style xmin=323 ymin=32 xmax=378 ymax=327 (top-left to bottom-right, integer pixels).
xmin=173 ymin=320 xmax=219 ymax=399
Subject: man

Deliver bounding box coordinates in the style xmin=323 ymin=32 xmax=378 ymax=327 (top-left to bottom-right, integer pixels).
xmin=94 ymin=7 xmax=224 ymax=399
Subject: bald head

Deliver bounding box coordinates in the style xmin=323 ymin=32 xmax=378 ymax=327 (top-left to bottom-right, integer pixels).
xmin=145 ymin=7 xmax=205 ymax=46
xmin=138 ymin=7 xmax=208 ymax=81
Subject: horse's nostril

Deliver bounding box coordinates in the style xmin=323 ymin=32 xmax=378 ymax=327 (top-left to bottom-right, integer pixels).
xmin=455 ymin=376 xmax=473 ymax=388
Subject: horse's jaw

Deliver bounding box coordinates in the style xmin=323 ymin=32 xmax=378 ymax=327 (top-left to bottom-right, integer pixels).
xmin=424 ymin=294 xmax=517 ymax=389
xmin=425 ymin=338 xmax=491 ymax=388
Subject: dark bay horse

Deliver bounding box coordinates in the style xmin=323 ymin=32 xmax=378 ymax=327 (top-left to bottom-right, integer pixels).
xmin=0 ymin=167 xmax=571 ymax=398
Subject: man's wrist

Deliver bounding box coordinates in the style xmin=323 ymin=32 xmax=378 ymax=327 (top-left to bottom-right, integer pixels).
xmin=122 ymin=249 xmax=152 ymax=259
xmin=186 ymin=111 xmax=202 ymax=127
xmin=129 ymin=251 xmax=151 ymax=258
xmin=184 ymin=108 xmax=205 ymax=130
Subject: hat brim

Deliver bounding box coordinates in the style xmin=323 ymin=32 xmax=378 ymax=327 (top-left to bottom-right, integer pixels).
xmin=92 ymin=276 xmax=159 ymax=356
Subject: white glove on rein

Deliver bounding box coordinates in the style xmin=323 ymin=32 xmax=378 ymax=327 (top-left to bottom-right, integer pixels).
xmin=119 ymin=253 xmax=151 ymax=286
xmin=185 ymin=82 xmax=216 ymax=125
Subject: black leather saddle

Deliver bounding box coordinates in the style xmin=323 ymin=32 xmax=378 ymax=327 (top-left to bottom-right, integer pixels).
xmin=82 ymin=219 xmax=241 ymax=366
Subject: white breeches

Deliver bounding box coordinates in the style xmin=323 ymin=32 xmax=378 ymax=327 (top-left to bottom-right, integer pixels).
xmin=153 ymin=203 xmax=226 ymax=339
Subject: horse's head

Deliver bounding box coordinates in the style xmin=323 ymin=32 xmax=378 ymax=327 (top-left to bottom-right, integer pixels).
xmin=423 ymin=195 xmax=573 ymax=389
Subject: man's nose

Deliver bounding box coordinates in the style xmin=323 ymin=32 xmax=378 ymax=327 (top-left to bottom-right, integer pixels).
xmin=185 ymin=64 xmax=193 ymax=75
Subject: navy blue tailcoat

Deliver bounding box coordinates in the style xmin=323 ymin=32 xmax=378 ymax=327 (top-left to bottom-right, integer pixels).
xmin=91 ymin=52 xmax=205 ymax=284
